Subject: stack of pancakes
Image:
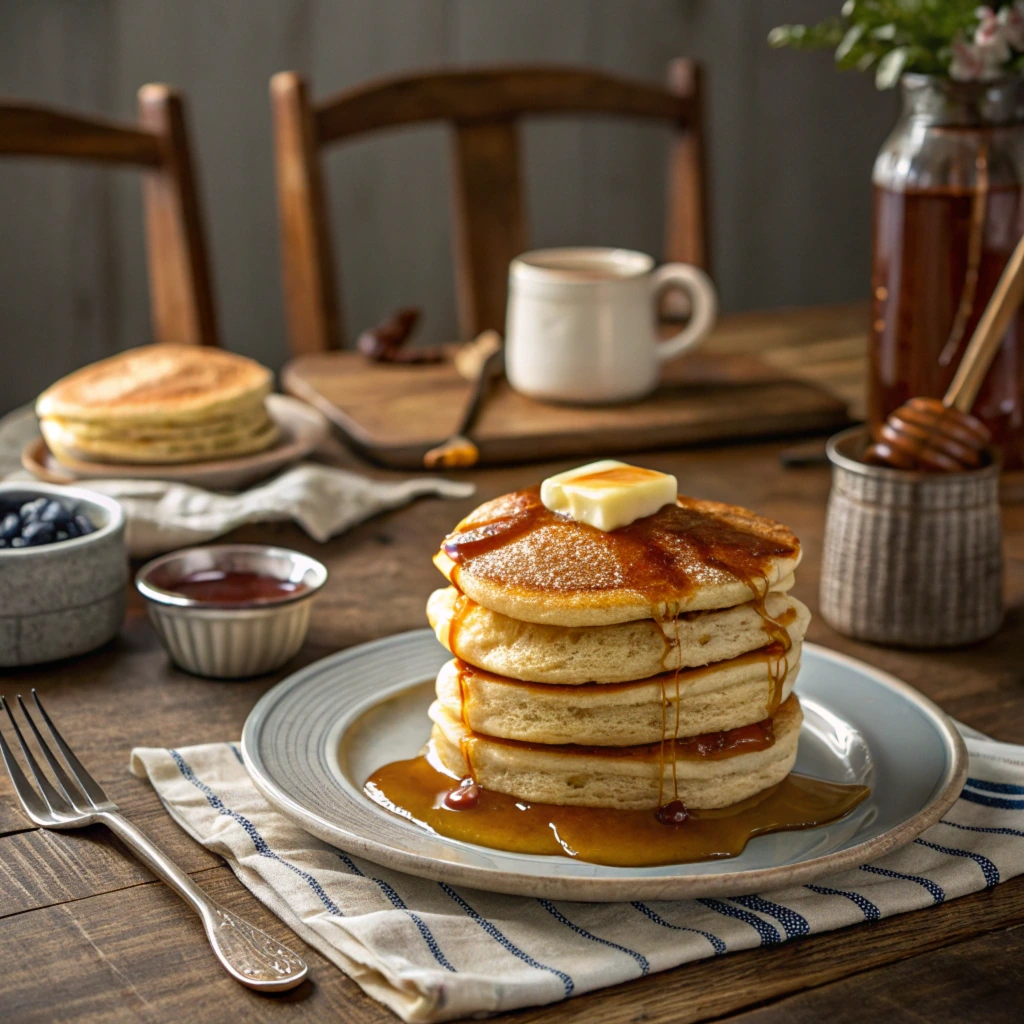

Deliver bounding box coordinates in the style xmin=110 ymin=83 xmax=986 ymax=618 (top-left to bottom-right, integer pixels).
xmin=426 ymin=486 xmax=808 ymax=812
xmin=36 ymin=345 xmax=278 ymax=465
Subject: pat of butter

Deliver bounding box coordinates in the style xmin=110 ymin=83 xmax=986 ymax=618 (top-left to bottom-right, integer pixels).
xmin=540 ymin=460 xmax=678 ymax=531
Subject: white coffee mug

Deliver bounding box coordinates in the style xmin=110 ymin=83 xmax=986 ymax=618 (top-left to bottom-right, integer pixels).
xmin=505 ymin=247 xmax=717 ymax=403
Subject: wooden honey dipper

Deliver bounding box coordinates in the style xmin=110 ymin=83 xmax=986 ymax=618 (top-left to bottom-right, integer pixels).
xmin=865 ymin=229 xmax=1024 ymax=472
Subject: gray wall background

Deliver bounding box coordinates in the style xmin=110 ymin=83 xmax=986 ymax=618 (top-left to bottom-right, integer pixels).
xmin=0 ymin=0 xmax=897 ymax=415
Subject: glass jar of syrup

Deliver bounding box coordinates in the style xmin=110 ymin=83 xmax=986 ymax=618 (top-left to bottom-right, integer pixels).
xmin=871 ymin=74 xmax=1024 ymax=469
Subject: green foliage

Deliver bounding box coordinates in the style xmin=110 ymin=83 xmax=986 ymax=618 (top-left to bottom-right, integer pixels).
xmin=768 ymin=1 xmax=1015 ymax=87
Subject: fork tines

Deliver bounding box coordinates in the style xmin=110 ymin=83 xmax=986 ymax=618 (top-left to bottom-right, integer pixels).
xmin=0 ymin=690 xmax=111 ymax=825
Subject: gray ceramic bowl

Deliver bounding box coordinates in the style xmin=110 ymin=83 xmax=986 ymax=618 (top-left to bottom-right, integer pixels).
xmin=0 ymin=482 xmax=127 ymax=667
xmin=135 ymin=544 xmax=328 ymax=679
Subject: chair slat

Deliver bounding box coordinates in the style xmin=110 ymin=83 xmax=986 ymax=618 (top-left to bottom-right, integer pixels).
xmin=138 ymin=84 xmax=220 ymax=348
xmin=0 ymin=86 xmax=219 ymax=349
xmin=316 ymin=66 xmax=692 ymax=143
xmin=274 ymin=61 xmax=708 ymax=355
xmin=272 ymin=72 xmax=343 ymax=353
xmin=451 ymin=118 xmax=526 ymax=339
xmin=0 ymin=103 xmax=162 ymax=165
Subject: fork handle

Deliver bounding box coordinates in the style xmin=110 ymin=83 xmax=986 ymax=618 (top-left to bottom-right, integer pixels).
xmin=98 ymin=810 xmax=308 ymax=991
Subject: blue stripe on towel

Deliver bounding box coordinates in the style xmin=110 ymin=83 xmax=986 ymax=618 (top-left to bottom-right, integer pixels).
xmin=537 ymin=900 xmax=649 ymax=975
xmin=966 ymin=777 xmax=1024 ymax=795
xmin=228 ymin=743 xmax=245 ymax=766
xmin=169 ymin=749 xmax=343 ymax=916
xmin=336 ymin=854 xmax=455 ymax=972
xmin=959 ymin=789 xmax=1024 ymax=811
xmin=804 ymin=884 xmax=880 ymax=921
xmin=914 ymin=838 xmax=1000 ymax=889
xmin=940 ymin=819 xmax=1024 ymax=839
xmin=629 ymin=902 xmax=726 ymax=955
xmin=696 ymin=898 xmax=782 ymax=945
xmin=859 ymin=864 xmax=945 ymax=903
xmin=439 ymin=883 xmax=574 ymax=996
xmin=728 ymin=895 xmax=809 ymax=938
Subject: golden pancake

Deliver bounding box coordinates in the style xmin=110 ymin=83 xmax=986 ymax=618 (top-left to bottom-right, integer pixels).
xmin=46 ymin=402 xmax=271 ymax=443
xmin=40 ymin=408 xmax=279 ymax=464
xmin=435 ymin=644 xmax=801 ymax=746
xmin=434 ymin=488 xmax=802 ymax=626
xmin=428 ymin=585 xmax=807 ymax=684
xmin=36 ymin=344 xmax=273 ymax=425
xmin=429 ymin=695 xmax=803 ymax=810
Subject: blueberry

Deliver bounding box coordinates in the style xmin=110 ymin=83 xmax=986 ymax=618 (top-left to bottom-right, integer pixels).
xmin=21 ymin=521 xmax=55 ymax=546
xmin=10 ymin=537 xmax=27 ymax=548
xmin=0 ymin=538 xmax=7 ymax=548
xmin=40 ymin=500 xmax=71 ymax=526
xmin=19 ymin=497 xmax=47 ymax=521
xmin=0 ymin=513 xmax=19 ymax=540
xmin=72 ymin=514 xmax=95 ymax=537
xmin=64 ymin=520 xmax=80 ymax=539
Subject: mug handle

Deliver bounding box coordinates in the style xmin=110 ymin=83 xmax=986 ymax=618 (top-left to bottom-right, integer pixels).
xmin=650 ymin=263 xmax=718 ymax=364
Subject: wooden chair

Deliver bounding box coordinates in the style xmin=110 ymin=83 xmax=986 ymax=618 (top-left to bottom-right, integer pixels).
xmin=271 ymin=62 xmax=708 ymax=355
xmin=0 ymin=84 xmax=219 ymax=347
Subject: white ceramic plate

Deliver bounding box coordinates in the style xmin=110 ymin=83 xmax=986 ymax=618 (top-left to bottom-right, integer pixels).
xmin=22 ymin=394 xmax=329 ymax=491
xmin=241 ymin=630 xmax=968 ymax=902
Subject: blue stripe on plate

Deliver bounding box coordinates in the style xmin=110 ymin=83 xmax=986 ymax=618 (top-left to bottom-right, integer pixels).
xmin=336 ymin=854 xmax=455 ymax=972
xmin=859 ymin=864 xmax=945 ymax=903
xmin=914 ymin=838 xmax=1000 ymax=889
xmin=629 ymin=902 xmax=726 ymax=954
xmin=696 ymin=898 xmax=782 ymax=945
xmin=804 ymin=884 xmax=880 ymax=921
xmin=169 ymin=749 xmax=343 ymax=916
xmin=439 ymin=883 xmax=574 ymax=996
xmin=939 ymin=819 xmax=1024 ymax=839
xmin=537 ymin=900 xmax=649 ymax=975
xmin=727 ymin=895 xmax=809 ymax=938
xmin=959 ymin=789 xmax=1024 ymax=811
xmin=965 ymin=777 xmax=1024 ymax=795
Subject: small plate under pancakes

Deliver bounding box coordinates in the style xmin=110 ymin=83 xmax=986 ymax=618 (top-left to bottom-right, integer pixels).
xmin=22 ymin=394 xmax=328 ymax=491
xmin=241 ymin=629 xmax=967 ymax=902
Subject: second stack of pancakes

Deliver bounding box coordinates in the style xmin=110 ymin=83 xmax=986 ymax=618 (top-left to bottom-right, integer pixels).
xmin=426 ymin=478 xmax=810 ymax=814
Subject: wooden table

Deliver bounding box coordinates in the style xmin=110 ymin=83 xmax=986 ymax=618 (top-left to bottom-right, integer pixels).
xmin=3 ymin=305 xmax=1024 ymax=1023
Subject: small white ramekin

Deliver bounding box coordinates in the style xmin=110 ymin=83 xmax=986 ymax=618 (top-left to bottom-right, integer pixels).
xmin=135 ymin=544 xmax=328 ymax=679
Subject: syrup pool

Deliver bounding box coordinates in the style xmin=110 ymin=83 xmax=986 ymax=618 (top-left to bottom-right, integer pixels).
xmin=364 ymin=745 xmax=869 ymax=867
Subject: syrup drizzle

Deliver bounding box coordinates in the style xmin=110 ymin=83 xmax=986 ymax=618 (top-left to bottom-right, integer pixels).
xmin=453 ymin=710 xmax=780 ymax=763
xmin=440 ymin=487 xmax=798 ymax=604
xmin=445 ymin=584 xmax=796 ymax=815
xmin=433 ymin=486 xmax=804 ymax=827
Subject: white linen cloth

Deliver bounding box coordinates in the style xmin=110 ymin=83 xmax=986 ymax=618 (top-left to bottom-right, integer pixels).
xmin=131 ymin=731 xmax=1024 ymax=1023
xmin=59 ymin=466 xmax=475 ymax=557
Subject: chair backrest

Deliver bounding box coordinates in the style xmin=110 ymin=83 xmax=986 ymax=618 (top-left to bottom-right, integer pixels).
xmin=0 ymin=83 xmax=219 ymax=347
xmin=271 ymin=62 xmax=708 ymax=354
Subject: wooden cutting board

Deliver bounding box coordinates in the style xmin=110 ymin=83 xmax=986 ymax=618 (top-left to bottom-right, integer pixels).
xmin=281 ymin=311 xmax=852 ymax=470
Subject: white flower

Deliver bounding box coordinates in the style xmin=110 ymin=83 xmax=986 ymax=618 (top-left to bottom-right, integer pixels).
xmin=999 ymin=2 xmax=1024 ymax=50
xmin=974 ymin=6 xmax=1012 ymax=62
xmin=950 ymin=37 xmax=1004 ymax=80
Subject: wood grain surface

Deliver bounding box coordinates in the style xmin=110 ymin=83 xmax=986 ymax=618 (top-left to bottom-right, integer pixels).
xmin=2 ymin=333 xmax=1023 ymax=1020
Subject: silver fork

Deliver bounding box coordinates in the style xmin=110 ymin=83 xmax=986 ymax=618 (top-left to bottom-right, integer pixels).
xmin=0 ymin=690 xmax=308 ymax=992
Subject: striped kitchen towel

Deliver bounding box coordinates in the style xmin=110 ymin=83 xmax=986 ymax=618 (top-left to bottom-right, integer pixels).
xmin=131 ymin=733 xmax=1024 ymax=1023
